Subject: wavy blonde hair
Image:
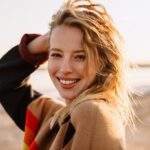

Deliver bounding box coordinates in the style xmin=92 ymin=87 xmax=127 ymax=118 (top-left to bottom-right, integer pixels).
xmin=49 ymin=0 xmax=135 ymax=129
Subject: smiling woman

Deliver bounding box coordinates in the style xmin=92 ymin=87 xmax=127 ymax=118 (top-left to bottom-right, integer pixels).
xmin=0 ymin=0 xmax=135 ymax=150
xmin=48 ymin=25 xmax=97 ymax=103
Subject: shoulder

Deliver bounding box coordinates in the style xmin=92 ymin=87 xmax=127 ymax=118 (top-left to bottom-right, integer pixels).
xmin=28 ymin=95 xmax=65 ymax=111
xmin=70 ymin=100 xmax=115 ymax=125
xmin=27 ymin=96 xmax=65 ymax=123
xmin=70 ymin=100 xmax=125 ymax=148
xmin=70 ymin=100 xmax=124 ymax=137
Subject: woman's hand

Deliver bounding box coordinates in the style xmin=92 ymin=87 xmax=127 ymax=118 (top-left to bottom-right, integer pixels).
xmin=27 ymin=32 xmax=50 ymax=54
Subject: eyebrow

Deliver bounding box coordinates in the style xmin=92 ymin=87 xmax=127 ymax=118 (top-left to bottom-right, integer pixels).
xmin=49 ymin=48 xmax=61 ymax=52
xmin=49 ymin=48 xmax=85 ymax=53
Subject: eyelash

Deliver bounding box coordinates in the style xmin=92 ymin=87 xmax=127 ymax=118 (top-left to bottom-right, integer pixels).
xmin=50 ymin=53 xmax=86 ymax=61
xmin=74 ymin=55 xmax=86 ymax=61
xmin=50 ymin=53 xmax=61 ymax=57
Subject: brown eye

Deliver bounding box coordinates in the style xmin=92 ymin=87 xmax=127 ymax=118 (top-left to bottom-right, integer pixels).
xmin=50 ymin=53 xmax=62 ymax=58
xmin=74 ymin=55 xmax=86 ymax=61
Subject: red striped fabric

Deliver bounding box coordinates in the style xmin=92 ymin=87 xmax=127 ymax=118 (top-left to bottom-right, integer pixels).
xmin=23 ymin=108 xmax=39 ymax=149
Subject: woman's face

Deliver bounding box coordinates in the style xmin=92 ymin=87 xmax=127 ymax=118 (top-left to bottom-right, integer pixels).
xmin=48 ymin=25 xmax=97 ymax=104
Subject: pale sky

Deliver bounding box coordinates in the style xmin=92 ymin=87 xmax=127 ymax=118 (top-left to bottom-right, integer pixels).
xmin=0 ymin=0 xmax=150 ymax=63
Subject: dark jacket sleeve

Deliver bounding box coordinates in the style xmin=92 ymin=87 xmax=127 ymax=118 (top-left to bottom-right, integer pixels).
xmin=0 ymin=34 xmax=48 ymax=130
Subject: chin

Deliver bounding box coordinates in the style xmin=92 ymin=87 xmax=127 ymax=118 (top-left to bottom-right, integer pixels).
xmin=61 ymin=95 xmax=77 ymax=103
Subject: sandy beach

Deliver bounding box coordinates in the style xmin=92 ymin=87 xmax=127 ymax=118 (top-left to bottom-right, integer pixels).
xmin=0 ymin=105 xmax=23 ymax=150
xmin=0 ymin=68 xmax=150 ymax=150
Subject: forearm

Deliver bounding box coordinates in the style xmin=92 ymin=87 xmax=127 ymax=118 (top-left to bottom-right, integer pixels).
xmin=0 ymin=34 xmax=49 ymax=130
xmin=27 ymin=32 xmax=49 ymax=54
xmin=19 ymin=34 xmax=49 ymax=66
xmin=0 ymin=33 xmax=49 ymax=96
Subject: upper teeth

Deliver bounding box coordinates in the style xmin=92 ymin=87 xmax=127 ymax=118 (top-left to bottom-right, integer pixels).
xmin=60 ymin=79 xmax=77 ymax=85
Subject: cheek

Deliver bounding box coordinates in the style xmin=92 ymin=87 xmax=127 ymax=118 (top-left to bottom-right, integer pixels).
xmin=76 ymin=63 xmax=87 ymax=76
xmin=47 ymin=60 xmax=55 ymax=77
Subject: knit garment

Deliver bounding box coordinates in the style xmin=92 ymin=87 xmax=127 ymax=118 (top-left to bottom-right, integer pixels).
xmin=22 ymin=96 xmax=125 ymax=150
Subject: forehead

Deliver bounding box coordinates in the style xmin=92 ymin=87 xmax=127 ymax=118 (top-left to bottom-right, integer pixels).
xmin=50 ymin=25 xmax=84 ymax=51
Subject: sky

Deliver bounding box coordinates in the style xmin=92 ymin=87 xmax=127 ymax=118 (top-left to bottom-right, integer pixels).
xmin=0 ymin=0 xmax=150 ymax=63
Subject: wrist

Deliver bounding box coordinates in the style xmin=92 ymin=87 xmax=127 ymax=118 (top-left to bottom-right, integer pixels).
xmin=27 ymin=33 xmax=50 ymax=54
xmin=19 ymin=34 xmax=49 ymax=66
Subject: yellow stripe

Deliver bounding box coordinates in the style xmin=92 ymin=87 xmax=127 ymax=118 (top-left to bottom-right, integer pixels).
xmin=22 ymin=143 xmax=29 ymax=150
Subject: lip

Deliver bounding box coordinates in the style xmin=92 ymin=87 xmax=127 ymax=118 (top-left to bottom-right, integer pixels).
xmin=57 ymin=77 xmax=80 ymax=89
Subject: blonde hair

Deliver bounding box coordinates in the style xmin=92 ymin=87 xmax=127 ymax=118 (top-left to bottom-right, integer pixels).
xmin=49 ymin=0 xmax=135 ymax=129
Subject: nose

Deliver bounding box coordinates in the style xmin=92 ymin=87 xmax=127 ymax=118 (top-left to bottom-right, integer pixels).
xmin=60 ymin=58 xmax=73 ymax=74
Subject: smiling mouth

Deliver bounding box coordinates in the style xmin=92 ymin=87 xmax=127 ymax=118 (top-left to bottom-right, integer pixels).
xmin=57 ymin=77 xmax=80 ymax=88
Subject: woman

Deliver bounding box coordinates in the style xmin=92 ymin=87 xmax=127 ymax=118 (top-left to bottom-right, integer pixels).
xmin=0 ymin=0 xmax=134 ymax=149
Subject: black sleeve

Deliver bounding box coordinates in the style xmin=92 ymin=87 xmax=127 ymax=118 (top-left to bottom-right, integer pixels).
xmin=0 ymin=46 xmax=42 ymax=130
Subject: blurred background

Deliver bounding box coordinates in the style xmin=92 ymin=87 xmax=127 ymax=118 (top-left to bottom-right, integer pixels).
xmin=0 ymin=0 xmax=150 ymax=149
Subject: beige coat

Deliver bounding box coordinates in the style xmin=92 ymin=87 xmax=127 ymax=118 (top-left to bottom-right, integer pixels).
xmin=23 ymin=96 xmax=125 ymax=150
